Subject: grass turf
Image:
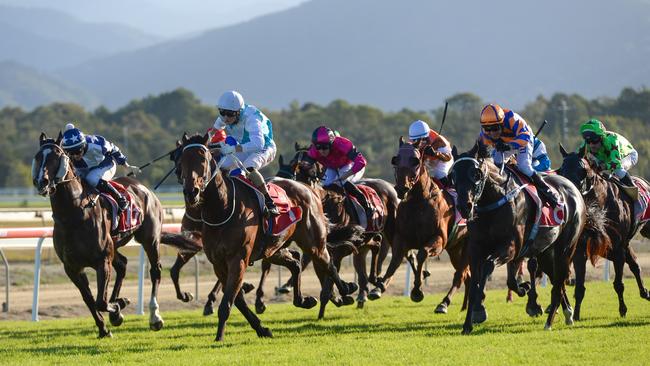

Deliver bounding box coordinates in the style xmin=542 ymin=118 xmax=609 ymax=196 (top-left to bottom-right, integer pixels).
xmin=0 ymin=279 xmax=649 ymax=365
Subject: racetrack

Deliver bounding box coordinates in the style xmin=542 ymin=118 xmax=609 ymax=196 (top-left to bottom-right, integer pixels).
xmin=1 ymin=280 xmax=649 ymax=365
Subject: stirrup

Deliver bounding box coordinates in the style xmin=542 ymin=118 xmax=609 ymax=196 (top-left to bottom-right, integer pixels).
xmin=265 ymin=201 xmax=280 ymax=216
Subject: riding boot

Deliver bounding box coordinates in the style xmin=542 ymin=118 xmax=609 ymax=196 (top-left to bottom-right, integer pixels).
xmin=619 ymin=172 xmax=634 ymax=187
xmin=530 ymin=172 xmax=560 ymax=208
xmin=97 ymin=179 xmax=128 ymax=212
xmin=344 ymin=181 xmax=374 ymax=222
xmin=246 ymin=167 xmax=279 ymax=216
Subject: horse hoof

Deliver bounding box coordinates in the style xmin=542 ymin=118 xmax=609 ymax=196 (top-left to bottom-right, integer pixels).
xmin=344 ymin=282 xmax=359 ymax=296
xmin=526 ymin=304 xmax=543 ymax=317
xmin=181 ymin=292 xmax=194 ymax=303
xmin=423 ymin=270 xmax=431 ymax=279
xmin=116 ymin=298 xmax=131 ymax=309
xmin=544 ymin=324 xmax=552 ymax=331
xmin=471 ymin=309 xmax=487 ymax=324
xmin=410 ymin=288 xmax=424 ymax=303
xmin=341 ymin=295 xmax=355 ymax=306
xmin=518 ymin=282 xmax=531 ymax=296
xmin=461 ymin=326 xmax=473 ymax=335
xmin=150 ymin=320 xmax=164 ymax=331
xmin=357 ymin=300 xmax=365 ymax=309
xmin=276 ymin=285 xmax=292 ymax=295
xmin=434 ymin=303 xmax=448 ymax=314
xmin=109 ymin=311 xmax=124 ymax=327
xmin=368 ymin=289 xmax=382 ymax=301
xmin=242 ymin=282 xmax=256 ymax=294
xmin=255 ymin=301 xmax=267 ymax=314
xmin=203 ymin=304 xmax=214 ymax=316
xmin=98 ymin=329 xmax=112 ymax=339
xmin=300 ymin=296 xmax=318 ymax=309
xmin=619 ymin=305 xmax=627 ymax=318
xmin=257 ymin=327 xmax=273 ymax=338
xmin=641 ymin=289 xmax=650 ymax=300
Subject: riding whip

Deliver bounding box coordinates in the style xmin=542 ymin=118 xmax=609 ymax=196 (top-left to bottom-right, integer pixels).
xmin=128 ymin=147 xmax=179 ymax=176
xmin=154 ymin=165 xmax=176 ymax=191
xmin=438 ymin=101 xmax=449 ymax=134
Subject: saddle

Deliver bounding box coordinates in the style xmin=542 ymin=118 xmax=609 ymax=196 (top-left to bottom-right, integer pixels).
xmin=346 ymin=184 xmax=386 ymax=233
xmin=506 ymin=166 xmax=565 ymax=228
xmin=99 ymin=181 xmax=142 ymax=238
xmin=630 ymin=177 xmax=650 ymax=224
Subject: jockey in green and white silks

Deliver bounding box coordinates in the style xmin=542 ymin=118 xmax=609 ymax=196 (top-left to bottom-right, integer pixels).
xmin=578 ymin=119 xmax=638 ymax=186
xmin=210 ymin=90 xmax=279 ymax=215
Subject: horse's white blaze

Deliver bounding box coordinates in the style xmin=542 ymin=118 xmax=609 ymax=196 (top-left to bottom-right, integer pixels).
xmin=36 ymin=148 xmax=51 ymax=183
xmin=55 ymin=154 xmax=69 ymax=181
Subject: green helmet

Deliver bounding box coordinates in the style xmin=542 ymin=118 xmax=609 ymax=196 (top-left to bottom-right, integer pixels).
xmin=580 ymin=119 xmax=606 ymax=141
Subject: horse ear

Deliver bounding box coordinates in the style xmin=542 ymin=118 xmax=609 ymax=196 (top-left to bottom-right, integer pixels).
xmin=466 ymin=140 xmax=479 ymax=158
xmin=202 ymin=132 xmax=209 ymax=145
xmin=176 ymin=139 xmax=182 ymax=148
xmin=399 ymin=136 xmax=404 ymax=146
xmin=294 ymin=142 xmax=300 ymax=151
xmin=39 ymin=132 xmax=47 ymax=143
xmin=182 ymin=132 xmax=188 ymax=144
xmin=559 ymin=143 xmax=569 ymax=158
xmin=452 ymin=145 xmax=458 ymax=160
xmin=56 ymin=131 xmax=63 ymax=145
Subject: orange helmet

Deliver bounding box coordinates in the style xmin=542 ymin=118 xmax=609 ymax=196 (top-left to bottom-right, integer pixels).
xmin=480 ymin=104 xmax=505 ymax=126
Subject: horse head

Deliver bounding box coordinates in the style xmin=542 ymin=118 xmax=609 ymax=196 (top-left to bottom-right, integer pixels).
xmin=392 ymin=137 xmax=424 ymax=199
xmin=33 ymin=131 xmax=73 ymax=196
xmin=450 ymin=142 xmax=489 ymax=220
xmin=322 ymin=183 xmax=347 ymax=221
xmin=179 ymin=132 xmax=212 ymax=207
xmin=557 ymin=143 xmax=595 ymax=195
xmin=291 ymin=144 xmax=322 ymax=184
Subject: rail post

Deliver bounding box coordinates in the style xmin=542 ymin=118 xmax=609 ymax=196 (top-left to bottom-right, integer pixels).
xmin=0 ymin=248 xmax=8 ymax=312
xmin=137 ymin=246 xmax=145 ymax=315
xmin=194 ymin=255 xmax=199 ymax=301
xmin=31 ymin=237 xmax=45 ymax=321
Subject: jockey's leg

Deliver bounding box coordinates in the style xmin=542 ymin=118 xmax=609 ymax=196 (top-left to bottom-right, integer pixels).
xmin=517 ymin=145 xmax=559 ymax=207
xmin=615 ymin=150 xmax=637 ymax=187
xmin=247 ymin=167 xmax=279 ymax=216
xmin=97 ymin=179 xmax=128 ymax=211
xmin=343 ymin=181 xmax=373 ymax=221
xmin=431 ymin=161 xmax=452 ymax=188
xmin=89 ymin=162 xmax=127 ymax=212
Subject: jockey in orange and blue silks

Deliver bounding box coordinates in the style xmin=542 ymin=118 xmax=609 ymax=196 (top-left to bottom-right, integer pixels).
xmin=478 ymin=104 xmax=560 ymax=207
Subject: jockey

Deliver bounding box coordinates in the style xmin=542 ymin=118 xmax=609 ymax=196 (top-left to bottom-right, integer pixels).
xmin=408 ymin=120 xmax=453 ymax=186
xmin=61 ymin=123 xmax=140 ymax=212
xmin=210 ymin=90 xmax=279 ymax=215
xmin=307 ymin=126 xmax=373 ymax=220
xmin=532 ymin=137 xmax=552 ymax=172
xmin=578 ymin=119 xmax=637 ymax=187
xmin=478 ymin=104 xmax=560 ymax=207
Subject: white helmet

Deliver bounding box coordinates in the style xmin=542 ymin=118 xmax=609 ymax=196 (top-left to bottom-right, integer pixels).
xmin=408 ymin=120 xmax=430 ymax=140
xmin=217 ymin=90 xmax=245 ymax=111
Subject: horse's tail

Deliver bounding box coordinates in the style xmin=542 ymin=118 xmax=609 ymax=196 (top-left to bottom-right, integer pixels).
xmin=160 ymin=231 xmax=203 ymax=253
xmin=582 ymin=202 xmax=612 ymax=265
xmin=326 ymin=224 xmax=365 ymax=255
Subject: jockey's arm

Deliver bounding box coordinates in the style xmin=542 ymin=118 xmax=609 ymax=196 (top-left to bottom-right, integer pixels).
xmin=239 ymin=116 xmax=266 ymax=153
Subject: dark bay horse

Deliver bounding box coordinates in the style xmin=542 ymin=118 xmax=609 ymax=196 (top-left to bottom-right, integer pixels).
xmin=179 ymin=133 xmax=357 ymax=340
xmin=32 ymin=133 xmax=167 ymax=338
xmin=558 ymin=145 xmax=650 ymax=319
xmin=368 ymin=138 xmax=469 ymax=314
xmin=451 ymin=143 xmax=586 ymax=334
xmin=288 ymin=144 xmax=399 ymax=308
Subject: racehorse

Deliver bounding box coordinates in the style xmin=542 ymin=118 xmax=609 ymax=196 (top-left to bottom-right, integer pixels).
xmin=368 ymin=138 xmax=469 ymax=314
xmin=288 ymin=144 xmax=398 ymax=308
xmin=178 ymin=133 xmax=357 ymax=340
xmin=32 ymin=132 xmax=167 ymax=338
xmin=451 ymin=142 xmax=586 ymax=334
xmin=558 ymin=145 xmax=650 ymax=319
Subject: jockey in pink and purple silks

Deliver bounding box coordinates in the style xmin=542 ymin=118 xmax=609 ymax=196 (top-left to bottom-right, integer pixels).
xmin=307 ymin=126 xmax=372 ymax=219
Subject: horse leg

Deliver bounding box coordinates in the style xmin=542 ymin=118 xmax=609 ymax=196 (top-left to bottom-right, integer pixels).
xmin=278 ymin=248 xmax=303 ymax=293
xmin=371 ymin=237 xmax=390 ymax=285
xmin=203 ymin=280 xmax=222 ymax=316
xmin=108 ymin=251 xmax=129 ymax=327
xmin=215 ymin=256 xmax=249 ymax=341
xmin=525 ymin=257 xmax=543 ymax=317
xmin=142 ymin=238 xmax=164 ymax=331
xmin=353 ymin=248 xmax=369 ymax=308
xmin=472 ymin=259 xmax=494 ymax=325
xmin=64 ymin=265 xmax=111 ymax=338
xmin=506 ymin=260 xmax=530 ymax=298
xmin=369 ymin=237 xmax=405 ymax=300
xmin=311 ymin=255 xmax=334 ymax=320
xmin=462 ymin=256 xmax=493 ymax=334
xmin=269 ymin=249 xmax=318 ymax=310
xmin=624 ymin=247 xmax=650 ymax=300
xmin=94 ymin=257 xmax=119 ymax=314
xmin=572 ymin=242 xmax=587 ymax=321
xmin=559 ymin=285 xmax=574 ymax=326
xmin=255 ymin=258 xmax=272 ymax=314
xmin=544 ymin=244 xmax=573 ymax=330
xmin=170 ymin=251 xmax=196 ymax=302
xmin=436 ymin=266 xmax=463 ymax=314
xmin=611 ymin=246 xmax=628 ymax=317
xmin=233 ymin=286 xmax=272 ymax=338
xmin=410 ymin=248 xmax=429 ymax=303
xmin=332 ymin=249 xmax=355 ymax=307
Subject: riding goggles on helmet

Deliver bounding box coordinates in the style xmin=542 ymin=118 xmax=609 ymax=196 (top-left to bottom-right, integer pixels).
xmin=482 ymin=124 xmax=501 ymax=132
xmin=315 ymin=143 xmax=331 ymax=150
xmin=582 ymin=131 xmax=602 ymax=143
xmin=219 ymin=109 xmax=238 ymax=117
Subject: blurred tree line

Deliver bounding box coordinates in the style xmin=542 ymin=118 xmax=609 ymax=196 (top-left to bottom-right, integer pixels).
xmin=1 ymin=86 xmax=648 ymax=188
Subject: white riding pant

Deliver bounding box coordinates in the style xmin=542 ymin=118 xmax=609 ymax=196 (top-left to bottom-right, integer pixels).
xmin=614 ymin=149 xmax=638 ymax=178
xmin=492 ymin=141 xmax=535 ymax=177
xmin=220 ymin=147 xmax=276 ymax=172
xmin=77 ymin=161 xmax=117 ymax=187
xmin=323 ymin=162 xmax=365 ymax=186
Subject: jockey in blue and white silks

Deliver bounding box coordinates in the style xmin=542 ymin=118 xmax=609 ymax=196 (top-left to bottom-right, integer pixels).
xmin=61 ymin=123 xmax=140 ymax=211
xmin=210 ymin=90 xmax=279 ymax=215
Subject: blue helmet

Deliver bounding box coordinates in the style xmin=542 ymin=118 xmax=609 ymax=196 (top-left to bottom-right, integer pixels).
xmin=61 ymin=123 xmax=86 ymax=153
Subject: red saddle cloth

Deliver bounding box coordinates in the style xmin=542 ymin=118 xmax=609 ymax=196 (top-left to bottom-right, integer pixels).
xmin=507 ymin=167 xmax=565 ymax=227
xmin=632 ymin=177 xmax=650 ymax=223
xmin=349 ymin=184 xmax=386 ymax=233
xmin=100 ymin=181 xmax=142 ymax=236
xmin=234 ymin=176 xmax=303 ymax=236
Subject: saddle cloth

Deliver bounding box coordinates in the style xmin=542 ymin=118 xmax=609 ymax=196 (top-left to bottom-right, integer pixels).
xmin=632 ymin=177 xmax=650 ymax=224
xmin=234 ymin=176 xmax=302 ymax=236
xmin=348 ymin=184 xmax=386 ymax=233
xmin=100 ymin=181 xmax=142 ymax=236
xmin=507 ymin=167 xmax=565 ymax=227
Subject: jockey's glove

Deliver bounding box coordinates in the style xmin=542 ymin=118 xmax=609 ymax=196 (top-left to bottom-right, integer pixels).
xmin=219 ymin=143 xmax=236 ymax=155
xmin=126 ymin=164 xmax=142 ymax=176
xmin=495 ymin=141 xmax=511 ymax=152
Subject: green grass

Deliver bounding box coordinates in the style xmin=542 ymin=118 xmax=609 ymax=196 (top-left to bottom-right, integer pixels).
xmin=1 ymin=280 xmax=649 ymax=365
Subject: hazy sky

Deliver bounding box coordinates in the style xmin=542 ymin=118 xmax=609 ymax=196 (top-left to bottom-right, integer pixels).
xmin=0 ymin=0 xmax=308 ymax=37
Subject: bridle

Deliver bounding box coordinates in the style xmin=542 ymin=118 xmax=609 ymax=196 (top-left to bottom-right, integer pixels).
xmin=393 ymin=144 xmax=426 ymax=195
xmin=33 ymin=143 xmax=74 ymax=196
xmin=450 ymin=157 xmax=487 ymax=205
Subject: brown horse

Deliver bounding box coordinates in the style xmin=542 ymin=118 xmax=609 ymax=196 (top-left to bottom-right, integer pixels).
xmin=179 ymin=133 xmax=357 ymax=340
xmin=288 ymin=144 xmax=398 ymax=308
xmin=32 ymin=133 xmax=166 ymax=338
xmin=558 ymin=146 xmax=650 ymax=319
xmin=368 ymin=138 xmax=470 ymax=314
xmin=451 ymin=142 xmax=586 ymax=334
